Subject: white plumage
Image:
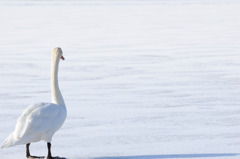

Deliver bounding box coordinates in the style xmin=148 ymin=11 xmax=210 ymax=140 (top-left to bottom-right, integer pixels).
xmin=2 ymin=103 xmax=66 ymax=148
xmin=1 ymin=48 xmax=67 ymax=158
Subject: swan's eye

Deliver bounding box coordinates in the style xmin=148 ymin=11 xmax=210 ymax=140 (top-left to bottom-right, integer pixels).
xmin=60 ymin=56 xmax=65 ymax=60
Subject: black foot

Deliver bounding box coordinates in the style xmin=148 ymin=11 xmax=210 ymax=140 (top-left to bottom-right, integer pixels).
xmin=27 ymin=155 xmax=45 ymax=159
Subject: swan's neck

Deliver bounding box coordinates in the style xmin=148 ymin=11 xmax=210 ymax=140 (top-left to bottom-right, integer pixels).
xmin=51 ymin=55 xmax=65 ymax=106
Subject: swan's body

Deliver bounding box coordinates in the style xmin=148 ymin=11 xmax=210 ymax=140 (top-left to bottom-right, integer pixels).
xmin=1 ymin=48 xmax=66 ymax=158
xmin=2 ymin=102 xmax=66 ymax=148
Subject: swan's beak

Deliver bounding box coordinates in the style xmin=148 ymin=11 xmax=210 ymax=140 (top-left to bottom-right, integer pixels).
xmin=60 ymin=56 xmax=65 ymax=60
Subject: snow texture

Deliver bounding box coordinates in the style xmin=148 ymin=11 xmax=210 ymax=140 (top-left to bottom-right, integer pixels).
xmin=0 ymin=0 xmax=240 ymax=159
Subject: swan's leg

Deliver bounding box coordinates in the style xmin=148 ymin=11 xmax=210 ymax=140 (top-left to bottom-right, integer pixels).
xmin=47 ymin=142 xmax=53 ymax=159
xmin=26 ymin=143 xmax=30 ymax=158
xmin=26 ymin=143 xmax=45 ymax=159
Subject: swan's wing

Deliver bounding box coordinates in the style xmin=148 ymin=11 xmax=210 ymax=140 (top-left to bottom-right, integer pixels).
xmin=24 ymin=104 xmax=61 ymax=133
xmin=14 ymin=103 xmax=61 ymax=141
xmin=14 ymin=103 xmax=45 ymax=139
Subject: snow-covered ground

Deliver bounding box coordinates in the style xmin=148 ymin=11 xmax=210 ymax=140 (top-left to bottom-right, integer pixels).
xmin=0 ymin=0 xmax=240 ymax=159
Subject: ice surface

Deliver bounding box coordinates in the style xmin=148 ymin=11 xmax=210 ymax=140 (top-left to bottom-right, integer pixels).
xmin=0 ymin=0 xmax=240 ymax=159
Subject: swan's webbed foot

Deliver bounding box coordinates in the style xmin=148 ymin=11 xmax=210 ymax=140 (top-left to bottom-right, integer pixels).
xmin=26 ymin=143 xmax=66 ymax=159
xmin=26 ymin=143 xmax=45 ymax=159
xmin=27 ymin=155 xmax=45 ymax=159
xmin=27 ymin=155 xmax=64 ymax=159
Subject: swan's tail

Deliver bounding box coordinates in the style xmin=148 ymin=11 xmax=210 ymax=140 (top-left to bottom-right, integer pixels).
xmin=1 ymin=132 xmax=16 ymax=149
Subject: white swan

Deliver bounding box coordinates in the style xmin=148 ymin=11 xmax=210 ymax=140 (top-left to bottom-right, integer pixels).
xmin=1 ymin=48 xmax=67 ymax=159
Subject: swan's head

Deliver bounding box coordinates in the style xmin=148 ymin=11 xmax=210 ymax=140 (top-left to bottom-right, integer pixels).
xmin=52 ymin=47 xmax=65 ymax=60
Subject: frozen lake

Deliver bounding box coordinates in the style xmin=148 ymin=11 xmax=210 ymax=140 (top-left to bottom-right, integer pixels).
xmin=0 ymin=0 xmax=240 ymax=159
